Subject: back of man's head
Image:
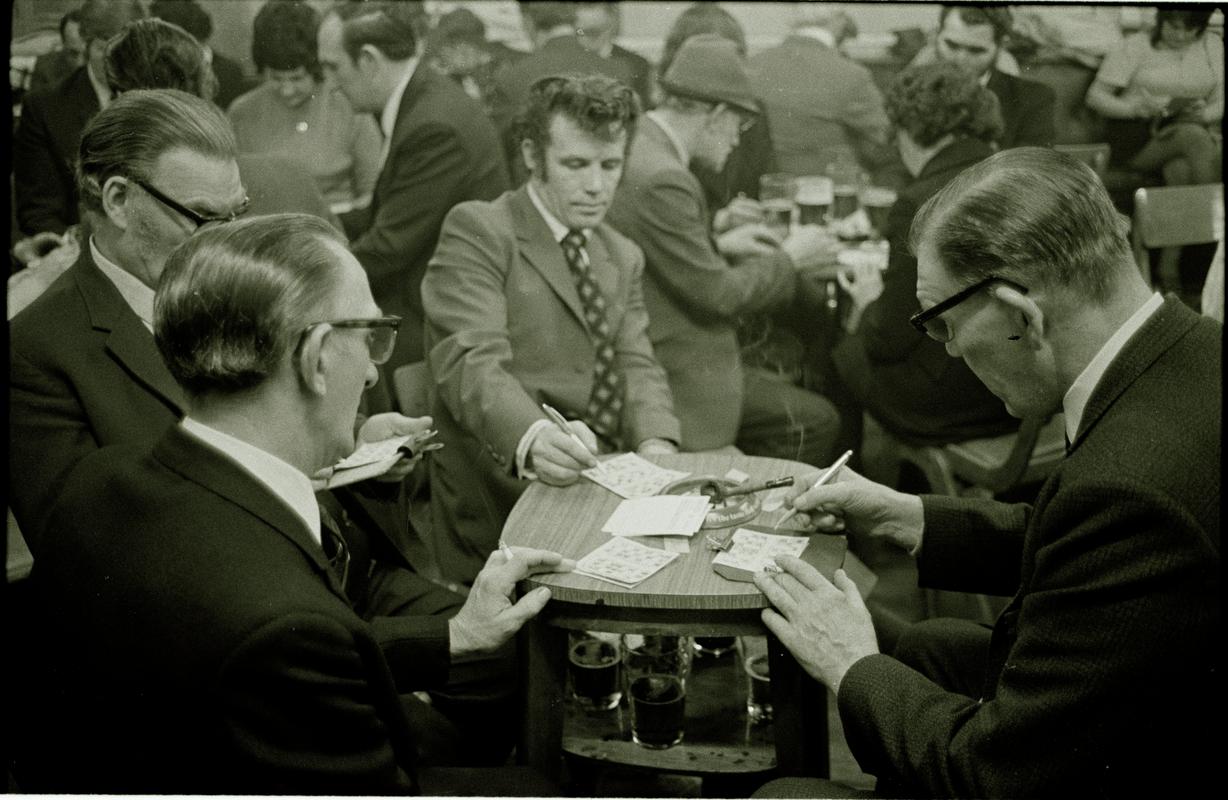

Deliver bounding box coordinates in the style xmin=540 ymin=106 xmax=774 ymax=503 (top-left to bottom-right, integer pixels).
xmin=148 ymin=0 xmax=212 ymax=42
xmin=154 ymin=213 xmax=347 ymax=399
xmin=330 ymin=1 xmax=424 ymax=63
xmin=79 ymin=0 xmax=145 ymax=47
xmin=520 ymin=2 xmax=579 ymax=37
xmin=910 ymin=147 xmax=1132 ymax=303
xmin=939 ymin=4 xmax=1013 ymax=43
xmin=513 ymin=73 xmax=640 ymax=169
xmin=60 ymin=8 xmax=83 ymax=40
xmin=105 ymin=17 xmax=215 ymax=99
xmin=76 ymin=88 xmax=236 ymax=217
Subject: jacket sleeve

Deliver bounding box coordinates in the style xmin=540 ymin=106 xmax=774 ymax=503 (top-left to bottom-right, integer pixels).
xmin=628 ymin=169 xmax=797 ymax=322
xmin=1014 ymin=80 xmax=1058 ymax=148
xmin=608 ymin=241 xmax=682 ymax=446
xmin=917 ymin=494 xmax=1030 ymax=595
xmin=838 ymin=479 xmax=1218 ymax=797
xmin=13 ymin=91 xmax=72 ymax=235
xmin=217 ymin=611 xmax=417 ymax=794
xmin=422 ymin=204 xmax=546 ymax=467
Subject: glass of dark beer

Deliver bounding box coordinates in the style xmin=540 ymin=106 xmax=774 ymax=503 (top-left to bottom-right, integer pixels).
xmin=568 ymin=632 xmax=622 ymax=711
xmin=622 ymin=634 xmax=693 ymax=748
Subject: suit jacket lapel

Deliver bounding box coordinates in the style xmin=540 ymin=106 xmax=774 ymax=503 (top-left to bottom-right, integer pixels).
xmin=1071 ymin=297 xmax=1198 ymax=451
xmin=510 ymin=186 xmax=590 ymax=326
xmin=73 ymin=248 xmax=186 ymax=413
xmin=153 ymin=425 xmax=348 ymax=601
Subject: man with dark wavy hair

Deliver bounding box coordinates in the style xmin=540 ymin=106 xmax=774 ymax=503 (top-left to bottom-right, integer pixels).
xmin=423 ymin=74 xmax=680 ymax=585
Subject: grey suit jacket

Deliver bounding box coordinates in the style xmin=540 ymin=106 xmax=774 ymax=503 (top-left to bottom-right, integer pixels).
xmin=605 ymin=117 xmax=798 ymax=450
xmin=838 ymin=297 xmax=1221 ymax=797
xmin=748 ymin=35 xmax=892 ymax=176
xmin=422 ymin=185 xmax=679 ymax=583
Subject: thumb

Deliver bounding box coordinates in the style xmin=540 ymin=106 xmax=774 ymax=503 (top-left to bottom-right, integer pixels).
xmin=833 ymin=569 xmax=866 ymax=610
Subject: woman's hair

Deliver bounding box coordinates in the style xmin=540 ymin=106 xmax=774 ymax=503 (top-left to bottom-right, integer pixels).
xmin=659 ymin=3 xmax=746 ymax=77
xmin=885 ymin=62 xmax=1004 ymax=148
xmin=1151 ymin=7 xmax=1213 ymax=47
xmin=252 ymin=0 xmax=323 ymax=81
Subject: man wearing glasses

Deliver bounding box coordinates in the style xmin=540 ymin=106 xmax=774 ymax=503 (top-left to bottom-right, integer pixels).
xmin=606 ymin=34 xmax=841 ymax=467
xmin=19 ymin=213 xmax=572 ymax=794
xmin=751 ymin=148 xmax=1219 ymax=798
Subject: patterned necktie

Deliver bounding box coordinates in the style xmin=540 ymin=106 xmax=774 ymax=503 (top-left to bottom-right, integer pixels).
xmin=319 ymin=504 xmax=351 ymax=594
xmin=561 ymin=229 xmax=624 ymax=449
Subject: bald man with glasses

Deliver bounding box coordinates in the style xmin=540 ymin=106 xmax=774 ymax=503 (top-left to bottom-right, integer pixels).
xmin=751 ymin=148 xmax=1219 ymax=799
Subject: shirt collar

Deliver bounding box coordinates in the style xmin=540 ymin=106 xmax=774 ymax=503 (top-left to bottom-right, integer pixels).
xmin=793 ymin=27 xmax=838 ymax=49
xmin=90 ymin=236 xmax=156 ymax=331
xmin=1062 ymin=292 xmax=1164 ymax=443
xmin=380 ymin=57 xmax=420 ymax=139
xmin=526 ymin=181 xmax=588 ymax=244
xmin=645 ymin=111 xmax=689 ymax=165
xmin=180 ymin=417 xmax=322 ymax=546
xmin=86 ymin=60 xmax=112 ymax=108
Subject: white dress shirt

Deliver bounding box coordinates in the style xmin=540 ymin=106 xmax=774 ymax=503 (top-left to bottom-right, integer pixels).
xmin=91 ymin=237 xmax=155 ymax=331
xmin=1062 ymin=292 xmax=1163 ymax=444
xmin=180 ymin=417 xmax=323 ymax=547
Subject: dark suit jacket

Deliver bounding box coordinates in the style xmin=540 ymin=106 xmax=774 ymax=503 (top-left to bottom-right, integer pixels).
xmin=422 ymin=186 xmax=679 ymax=583
xmin=839 ymin=298 xmax=1221 ymax=797
xmin=210 ymin=50 xmax=252 ymax=111
xmin=608 ymin=43 xmax=652 ymax=108
xmin=988 ymin=68 xmax=1058 ymax=149
xmin=24 ymin=425 xmax=440 ymax=794
xmin=833 ymin=136 xmax=1018 ymax=445
xmin=350 ymin=65 xmax=509 ymax=369
xmin=28 ymin=49 xmax=79 ymax=95
xmin=13 ymin=66 xmax=99 ymax=235
xmin=606 ymin=117 xmax=797 ymax=450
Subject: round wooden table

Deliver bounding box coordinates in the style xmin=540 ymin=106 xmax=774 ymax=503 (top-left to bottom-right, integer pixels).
xmin=504 ymin=452 xmax=840 ymax=781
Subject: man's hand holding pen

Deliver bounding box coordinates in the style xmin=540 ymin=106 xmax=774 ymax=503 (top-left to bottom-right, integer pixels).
xmin=528 ymin=403 xmax=601 ymax=486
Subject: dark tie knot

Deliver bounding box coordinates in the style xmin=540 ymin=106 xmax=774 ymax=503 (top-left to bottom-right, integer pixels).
xmin=563 ymin=229 xmax=586 ymax=252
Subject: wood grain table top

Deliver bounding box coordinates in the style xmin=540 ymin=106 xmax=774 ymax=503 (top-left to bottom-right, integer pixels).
xmin=504 ymin=452 xmax=829 ymax=612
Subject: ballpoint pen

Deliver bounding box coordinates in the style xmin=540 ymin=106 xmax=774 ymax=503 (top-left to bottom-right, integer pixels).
xmin=774 ymin=449 xmax=853 ymax=530
xmin=540 ymin=403 xmax=604 ymax=473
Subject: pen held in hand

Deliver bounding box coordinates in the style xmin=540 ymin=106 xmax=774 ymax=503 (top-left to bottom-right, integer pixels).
xmin=540 ymin=403 xmax=603 ymax=473
xmin=774 ymin=449 xmax=853 ymax=530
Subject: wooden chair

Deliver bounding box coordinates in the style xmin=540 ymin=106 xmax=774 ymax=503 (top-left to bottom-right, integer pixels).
xmin=1131 ymin=183 xmax=1224 ymax=288
xmin=1055 ymin=142 xmax=1111 ymax=177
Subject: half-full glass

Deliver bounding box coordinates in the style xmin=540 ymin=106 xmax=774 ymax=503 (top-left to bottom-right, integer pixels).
xmin=622 ymin=634 xmax=693 ymax=749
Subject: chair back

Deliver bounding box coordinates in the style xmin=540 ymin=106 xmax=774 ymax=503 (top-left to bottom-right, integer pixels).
xmin=1055 ymin=142 xmax=1111 ymax=177
xmin=1131 ymin=183 xmax=1224 ymax=280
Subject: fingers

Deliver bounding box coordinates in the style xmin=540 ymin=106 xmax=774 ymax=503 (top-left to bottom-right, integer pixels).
xmin=774 ymin=554 xmax=828 ymax=591
xmin=567 ymin=420 xmax=600 ymax=456
xmin=833 ymin=569 xmax=867 ymax=612
xmin=752 ymin=568 xmax=798 ymax=614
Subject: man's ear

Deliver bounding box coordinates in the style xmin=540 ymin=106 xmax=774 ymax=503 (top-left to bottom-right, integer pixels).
xmin=520 ymin=139 xmax=539 ymax=177
xmin=297 ymin=324 xmax=331 ymax=397
xmin=993 ymin=284 xmax=1045 ymax=348
xmin=100 ymin=175 xmax=134 ymax=231
xmin=356 ymin=43 xmax=383 ymax=74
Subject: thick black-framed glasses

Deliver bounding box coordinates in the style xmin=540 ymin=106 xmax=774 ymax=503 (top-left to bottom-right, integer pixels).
xmin=132 ymin=177 xmax=249 ymax=229
xmin=909 ymin=276 xmax=1029 ymax=343
xmin=301 ymin=316 xmax=401 ymax=365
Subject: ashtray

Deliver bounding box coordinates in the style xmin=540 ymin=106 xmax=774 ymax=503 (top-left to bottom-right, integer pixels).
xmin=659 ymin=476 xmax=760 ymax=529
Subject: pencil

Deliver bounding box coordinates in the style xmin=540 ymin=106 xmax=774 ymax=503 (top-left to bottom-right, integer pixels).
xmin=540 ymin=403 xmax=603 ymax=473
xmin=774 ymin=449 xmax=853 ymax=529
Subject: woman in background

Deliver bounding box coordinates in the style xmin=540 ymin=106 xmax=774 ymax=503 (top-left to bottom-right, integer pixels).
xmin=1086 ymin=7 xmax=1222 ymax=186
xmin=227 ymin=0 xmax=382 ymax=231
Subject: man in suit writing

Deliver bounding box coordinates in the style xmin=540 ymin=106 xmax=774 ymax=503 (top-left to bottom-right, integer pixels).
xmin=753 ymin=148 xmax=1219 ymax=798
xmin=423 ymin=74 xmax=681 ymax=585
xmin=317 ymin=1 xmax=509 ymax=376
xmin=21 ymin=213 xmax=573 ymax=794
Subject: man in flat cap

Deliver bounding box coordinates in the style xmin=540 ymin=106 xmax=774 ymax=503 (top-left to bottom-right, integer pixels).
xmin=606 ymin=33 xmax=841 ymax=466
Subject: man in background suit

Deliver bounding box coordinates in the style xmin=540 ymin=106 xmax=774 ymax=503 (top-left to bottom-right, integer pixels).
xmin=19 ymin=212 xmax=571 ymax=794
xmin=933 ymin=4 xmax=1057 ymax=149
xmin=489 ymin=1 xmax=638 ymax=182
xmin=13 ymin=0 xmax=144 ymax=237
xmin=27 ymin=9 xmax=86 ymax=95
xmin=423 ymin=74 xmax=680 ymax=585
xmin=754 ymin=148 xmax=1219 ymax=798
xmin=318 ymin=1 xmax=509 ymax=375
xmin=575 ymin=2 xmax=654 ymax=106
xmin=748 ymin=3 xmax=893 ymax=177
xmin=148 ymin=0 xmax=253 ymax=109
xmin=606 ymin=35 xmax=840 ymax=465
